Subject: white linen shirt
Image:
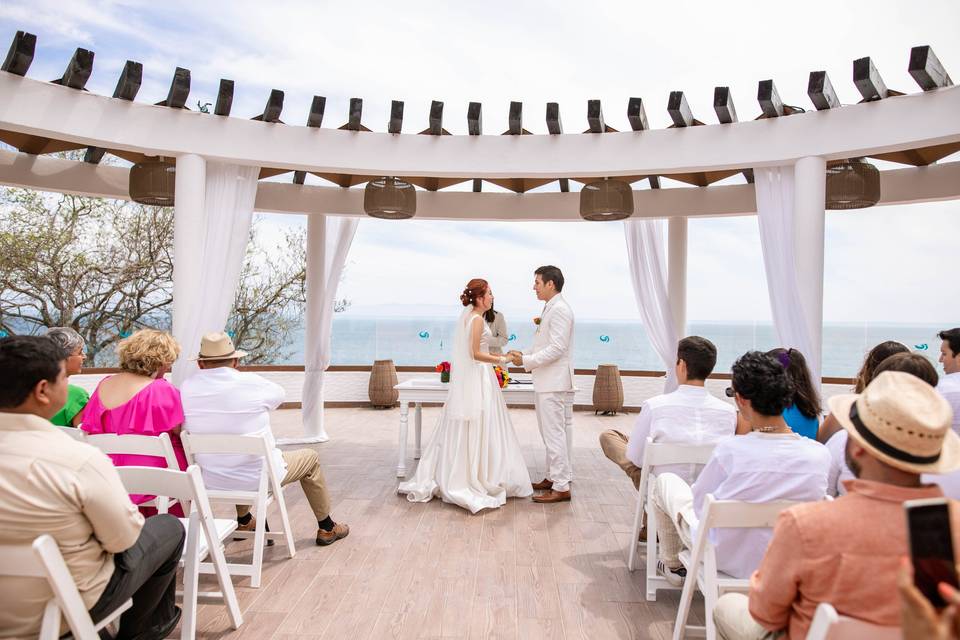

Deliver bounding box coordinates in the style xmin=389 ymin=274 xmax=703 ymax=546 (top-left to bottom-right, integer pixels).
xmin=688 ymin=432 xmax=831 ymax=579
xmin=181 ymin=367 xmax=287 ymax=491
xmin=625 ymin=385 xmax=737 ymax=483
xmin=938 ymin=372 xmax=960 ymax=433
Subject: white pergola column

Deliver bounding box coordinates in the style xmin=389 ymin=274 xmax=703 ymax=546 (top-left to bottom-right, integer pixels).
xmin=667 ymin=217 xmax=688 ymax=340
xmin=172 ymin=153 xmax=206 ymax=383
xmin=792 ymin=156 xmax=827 ymax=383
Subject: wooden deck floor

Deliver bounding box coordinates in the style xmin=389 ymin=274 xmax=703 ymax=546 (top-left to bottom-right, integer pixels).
xmin=183 ymin=407 xmax=703 ymax=640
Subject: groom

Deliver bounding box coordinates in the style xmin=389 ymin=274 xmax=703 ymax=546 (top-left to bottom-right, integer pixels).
xmin=508 ymin=265 xmax=575 ymax=503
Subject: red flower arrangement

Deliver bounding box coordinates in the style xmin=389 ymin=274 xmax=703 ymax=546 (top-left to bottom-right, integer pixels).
xmin=436 ymin=361 xmax=451 ymax=383
xmin=493 ymin=365 xmax=511 ymax=389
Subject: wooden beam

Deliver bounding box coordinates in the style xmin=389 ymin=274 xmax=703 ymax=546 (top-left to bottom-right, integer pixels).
xmin=627 ymin=97 xmax=649 ymax=131
xmin=339 ymin=98 xmax=370 ymax=131
xmin=587 ymin=99 xmax=605 ymax=133
xmin=546 ymin=102 xmax=562 ymax=134
xmin=854 ymin=57 xmax=890 ymax=101
xmin=306 ymin=95 xmax=325 ymax=127
xmin=807 ymin=71 xmax=841 ymax=110
xmin=419 ymin=100 xmax=449 ymax=135
xmin=713 ymin=87 xmax=738 ymax=124
xmin=52 ymin=48 xmax=94 ymax=90
xmin=214 ymin=79 xmax=234 ymax=116
xmin=758 ymin=79 xmax=785 ymax=117
xmin=2 ymin=31 xmax=35 ymax=76
xmin=252 ymin=89 xmax=284 ymax=123
xmin=387 ymin=100 xmax=404 ymax=134
xmin=668 ymin=91 xmax=696 ymax=127
xmin=85 ymin=61 xmax=142 ymax=163
xmin=507 ymin=101 xmax=523 ymax=134
xmin=467 ymin=102 xmax=482 ymax=135
xmin=156 ymin=67 xmax=190 ymax=108
xmin=909 ymin=45 xmax=953 ymax=91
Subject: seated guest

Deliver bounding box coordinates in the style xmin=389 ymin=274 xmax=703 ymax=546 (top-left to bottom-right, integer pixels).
xmin=713 ymin=370 xmax=960 ymax=640
xmin=81 ymin=329 xmax=187 ymax=514
xmin=939 ymin=328 xmax=960 ymax=432
xmin=818 ymin=340 xmax=909 ymax=443
xmin=181 ymin=332 xmax=349 ymax=546
xmin=45 ymin=327 xmax=89 ymax=427
xmin=766 ymin=348 xmax=821 ymax=440
xmin=651 ymin=351 xmax=830 ymax=585
xmin=826 ymin=352 xmax=938 ymax=496
xmin=0 ymin=336 xmax=185 ymax=638
xmin=599 ymin=336 xmax=736 ymax=491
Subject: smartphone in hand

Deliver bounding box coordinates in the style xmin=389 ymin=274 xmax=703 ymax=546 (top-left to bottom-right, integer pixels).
xmin=905 ymin=498 xmax=960 ymax=608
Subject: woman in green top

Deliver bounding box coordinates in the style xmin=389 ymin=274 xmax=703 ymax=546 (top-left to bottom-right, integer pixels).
xmin=46 ymin=327 xmax=89 ymax=427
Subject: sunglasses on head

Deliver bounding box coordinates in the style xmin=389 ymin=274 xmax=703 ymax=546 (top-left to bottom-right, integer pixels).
xmin=725 ymin=386 xmax=736 ymax=398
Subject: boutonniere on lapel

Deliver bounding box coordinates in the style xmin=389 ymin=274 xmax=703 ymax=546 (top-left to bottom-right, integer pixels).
xmin=534 ymin=317 xmax=541 ymax=333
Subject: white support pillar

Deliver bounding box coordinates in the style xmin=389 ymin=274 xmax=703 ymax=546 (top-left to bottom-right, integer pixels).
xmin=172 ymin=153 xmax=206 ymax=384
xmin=792 ymin=156 xmax=827 ymax=384
xmin=667 ymin=217 xmax=688 ymax=340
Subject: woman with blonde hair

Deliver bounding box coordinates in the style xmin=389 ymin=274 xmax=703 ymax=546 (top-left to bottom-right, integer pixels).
xmin=82 ymin=329 xmax=187 ymax=513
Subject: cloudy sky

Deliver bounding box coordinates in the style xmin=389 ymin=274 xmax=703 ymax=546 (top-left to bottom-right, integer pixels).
xmin=2 ymin=0 xmax=958 ymax=324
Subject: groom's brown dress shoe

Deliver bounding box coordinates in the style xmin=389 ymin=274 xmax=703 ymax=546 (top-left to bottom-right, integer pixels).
xmin=532 ymin=489 xmax=571 ymax=503
xmin=531 ymin=478 xmax=553 ymax=491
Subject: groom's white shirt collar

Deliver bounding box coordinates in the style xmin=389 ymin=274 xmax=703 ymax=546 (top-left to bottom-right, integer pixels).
xmin=543 ymin=293 xmax=564 ymax=314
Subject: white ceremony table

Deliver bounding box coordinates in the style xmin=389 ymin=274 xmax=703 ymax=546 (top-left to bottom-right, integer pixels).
xmin=394 ymin=376 xmax=576 ymax=477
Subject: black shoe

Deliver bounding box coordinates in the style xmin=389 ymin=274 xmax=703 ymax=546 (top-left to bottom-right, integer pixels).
xmin=123 ymin=606 xmax=181 ymax=640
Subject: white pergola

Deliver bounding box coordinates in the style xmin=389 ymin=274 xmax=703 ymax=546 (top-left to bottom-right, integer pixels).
xmin=2 ymin=33 xmax=959 ymax=441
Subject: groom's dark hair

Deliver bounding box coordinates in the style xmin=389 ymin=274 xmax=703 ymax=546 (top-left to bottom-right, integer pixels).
xmin=535 ymin=265 xmax=564 ymax=292
xmin=677 ymin=336 xmax=717 ymax=381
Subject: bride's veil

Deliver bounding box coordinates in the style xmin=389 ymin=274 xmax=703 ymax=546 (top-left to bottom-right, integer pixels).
xmin=444 ymin=307 xmax=484 ymax=423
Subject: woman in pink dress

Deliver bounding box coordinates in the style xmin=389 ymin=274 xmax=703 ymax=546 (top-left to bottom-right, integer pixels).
xmin=82 ymin=329 xmax=187 ymax=515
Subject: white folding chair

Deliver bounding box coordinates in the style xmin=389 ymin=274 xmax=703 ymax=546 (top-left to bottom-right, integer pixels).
xmin=805 ymin=602 xmax=900 ymax=640
xmin=181 ymin=432 xmax=296 ymax=588
xmin=116 ymin=465 xmax=243 ymax=640
xmin=0 ymin=534 xmax=132 ymax=640
xmin=673 ymin=494 xmax=802 ymax=640
xmin=85 ymin=432 xmax=181 ymax=513
xmin=626 ymin=437 xmax=717 ymax=601
xmin=58 ymin=426 xmax=86 ymax=442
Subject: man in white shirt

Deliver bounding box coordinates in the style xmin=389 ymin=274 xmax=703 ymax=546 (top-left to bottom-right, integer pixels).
xmin=181 ymin=332 xmax=349 ymax=547
xmin=651 ymin=351 xmax=831 ymax=585
xmin=599 ymin=336 xmax=736 ymax=490
xmin=938 ymin=328 xmax=960 ymax=432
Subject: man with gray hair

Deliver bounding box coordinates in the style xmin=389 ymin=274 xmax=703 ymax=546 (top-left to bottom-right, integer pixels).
xmin=45 ymin=327 xmax=89 ymax=427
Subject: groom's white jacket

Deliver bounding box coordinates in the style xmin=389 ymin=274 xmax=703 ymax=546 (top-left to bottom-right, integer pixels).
xmin=522 ymin=294 xmax=575 ymax=393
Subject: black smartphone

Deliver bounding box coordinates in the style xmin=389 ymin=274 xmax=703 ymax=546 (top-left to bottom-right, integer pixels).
xmin=905 ymin=498 xmax=960 ymax=608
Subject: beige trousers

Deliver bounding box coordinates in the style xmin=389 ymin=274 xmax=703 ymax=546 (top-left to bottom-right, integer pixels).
xmin=236 ymin=448 xmax=331 ymax=521
xmin=713 ymin=593 xmax=784 ymax=640
xmin=651 ymin=472 xmax=696 ymax=569
xmin=598 ymin=429 xmax=643 ymax=490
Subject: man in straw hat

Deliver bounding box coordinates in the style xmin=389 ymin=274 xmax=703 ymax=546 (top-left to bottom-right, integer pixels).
xmin=181 ymin=332 xmax=349 ymax=546
xmin=713 ymin=370 xmax=960 ymax=639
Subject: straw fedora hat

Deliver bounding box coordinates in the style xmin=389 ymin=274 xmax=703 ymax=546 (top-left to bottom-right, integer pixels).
xmin=192 ymin=332 xmax=248 ymax=361
xmin=828 ymin=370 xmax=960 ymax=474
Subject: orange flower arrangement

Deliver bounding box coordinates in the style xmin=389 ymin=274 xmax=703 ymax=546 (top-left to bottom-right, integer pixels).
xmin=493 ymin=365 xmax=511 ymax=389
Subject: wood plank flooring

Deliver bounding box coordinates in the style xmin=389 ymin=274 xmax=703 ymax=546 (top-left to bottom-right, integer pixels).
xmin=180 ymin=407 xmax=703 ymax=640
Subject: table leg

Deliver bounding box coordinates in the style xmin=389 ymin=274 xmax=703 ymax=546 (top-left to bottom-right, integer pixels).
xmin=397 ymin=402 xmax=409 ymax=477
xmin=414 ymin=403 xmax=423 ymax=459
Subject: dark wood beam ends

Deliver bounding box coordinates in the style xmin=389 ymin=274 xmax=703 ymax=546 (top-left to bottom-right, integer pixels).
xmin=559 ymin=178 xmax=570 ymax=192
xmin=306 ymin=95 xmax=325 ymax=127
xmin=807 ymin=71 xmax=841 ymax=110
xmin=648 ymin=176 xmax=661 ymax=189
xmin=251 ymin=89 xmax=284 ymax=123
xmin=85 ymin=61 xmax=143 ymax=163
xmin=418 ymin=101 xmax=450 ymax=135
xmin=909 ymin=45 xmax=953 ymax=91
xmin=339 ymin=98 xmax=371 ymax=132
xmin=214 ymin=79 xmax=235 ymax=116
xmin=854 ymin=57 xmax=903 ymax=101
xmin=587 ymin=99 xmax=605 ymax=133
xmin=472 ymin=178 xmax=482 ymax=192
xmin=293 ymin=171 xmax=306 ymax=185
xmin=156 ymin=67 xmax=191 ymax=109
xmin=627 ymin=97 xmax=649 ymax=131
xmin=503 ymin=101 xmax=531 ymax=135
xmin=467 ymin=102 xmax=482 ymax=135
xmin=757 ymin=79 xmax=785 ymax=117
xmin=388 ymin=100 xmax=404 ymax=134
xmin=51 ymin=48 xmax=94 ymax=90
xmin=546 ymin=102 xmax=563 ymax=134
xmin=2 ymin=31 xmax=36 ymax=76
xmin=667 ymin=91 xmax=701 ymax=127
xmin=713 ymin=86 xmax=738 ymax=123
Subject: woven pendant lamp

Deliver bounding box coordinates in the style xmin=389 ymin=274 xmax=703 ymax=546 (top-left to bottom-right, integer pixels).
xmin=825 ymin=158 xmax=880 ymax=210
xmin=364 ymin=177 xmax=416 ymax=219
xmin=579 ymin=178 xmax=634 ymax=221
xmin=129 ymin=157 xmax=176 ymax=206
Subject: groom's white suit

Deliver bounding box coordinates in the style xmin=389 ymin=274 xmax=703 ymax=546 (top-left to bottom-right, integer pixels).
xmin=521 ymin=293 xmax=575 ymax=492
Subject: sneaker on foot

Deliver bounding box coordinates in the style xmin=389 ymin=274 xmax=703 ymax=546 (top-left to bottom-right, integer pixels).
xmin=316 ymin=522 xmax=350 ymax=546
xmin=657 ymin=560 xmax=686 ymax=587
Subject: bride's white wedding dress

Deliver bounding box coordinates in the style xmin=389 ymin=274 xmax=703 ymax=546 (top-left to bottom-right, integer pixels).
xmin=398 ymin=310 xmax=533 ymax=513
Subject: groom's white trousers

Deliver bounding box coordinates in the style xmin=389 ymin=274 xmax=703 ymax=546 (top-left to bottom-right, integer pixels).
xmin=534 ymin=392 xmax=574 ymax=492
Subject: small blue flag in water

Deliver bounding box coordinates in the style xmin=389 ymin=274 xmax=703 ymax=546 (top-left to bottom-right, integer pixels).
xmin=418 ymin=331 xmax=430 ymax=340
xmin=915 ymin=343 xmax=928 ymax=351
xmin=508 ymin=334 xmax=517 ymax=342
xmin=227 ymin=330 xmax=236 ymax=338
xmin=0 ymin=330 xmax=7 ymax=338
xmin=599 ymin=335 xmax=610 ymax=343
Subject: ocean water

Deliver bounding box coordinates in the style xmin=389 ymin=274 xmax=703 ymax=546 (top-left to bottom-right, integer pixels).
xmin=281 ymin=317 xmax=949 ymax=377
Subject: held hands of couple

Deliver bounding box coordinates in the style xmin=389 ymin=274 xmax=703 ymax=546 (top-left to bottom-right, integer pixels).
xmin=504 ymin=351 xmax=523 ymax=366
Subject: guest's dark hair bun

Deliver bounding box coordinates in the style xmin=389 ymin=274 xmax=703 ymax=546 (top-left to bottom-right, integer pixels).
xmin=461 ymin=278 xmax=489 ymax=307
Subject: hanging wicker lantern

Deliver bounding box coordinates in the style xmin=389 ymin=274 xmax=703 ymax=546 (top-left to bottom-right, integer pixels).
xmin=579 ymin=178 xmax=634 ymax=221
xmin=825 ymin=158 xmax=880 ymax=210
xmin=364 ymin=177 xmax=416 ymax=219
xmin=129 ymin=157 xmax=176 ymax=206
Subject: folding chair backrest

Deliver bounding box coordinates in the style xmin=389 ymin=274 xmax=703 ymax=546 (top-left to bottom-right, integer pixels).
xmin=58 ymin=426 xmax=86 ymax=442
xmin=85 ymin=432 xmax=179 ymax=470
xmin=181 ymin=432 xmax=282 ymax=486
xmin=806 ymin=602 xmax=901 ymax=640
xmin=641 ymin=439 xmax=717 ymax=468
xmin=700 ymin=495 xmax=800 ymax=530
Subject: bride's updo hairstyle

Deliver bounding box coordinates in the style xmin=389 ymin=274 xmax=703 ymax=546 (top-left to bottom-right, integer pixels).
xmin=460 ymin=278 xmax=489 ymax=307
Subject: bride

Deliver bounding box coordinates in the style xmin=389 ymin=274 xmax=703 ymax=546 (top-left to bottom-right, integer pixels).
xmin=398 ymin=278 xmax=534 ymax=513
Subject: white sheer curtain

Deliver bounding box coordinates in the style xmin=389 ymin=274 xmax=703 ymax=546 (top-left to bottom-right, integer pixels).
xmin=624 ymin=219 xmax=679 ymax=392
xmin=753 ymin=165 xmax=819 ymax=381
xmin=172 ymin=162 xmax=259 ymax=384
xmin=295 ymin=214 xmax=359 ymax=443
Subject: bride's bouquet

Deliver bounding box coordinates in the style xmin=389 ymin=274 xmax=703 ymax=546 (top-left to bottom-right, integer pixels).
xmin=493 ymin=365 xmax=511 ymax=389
